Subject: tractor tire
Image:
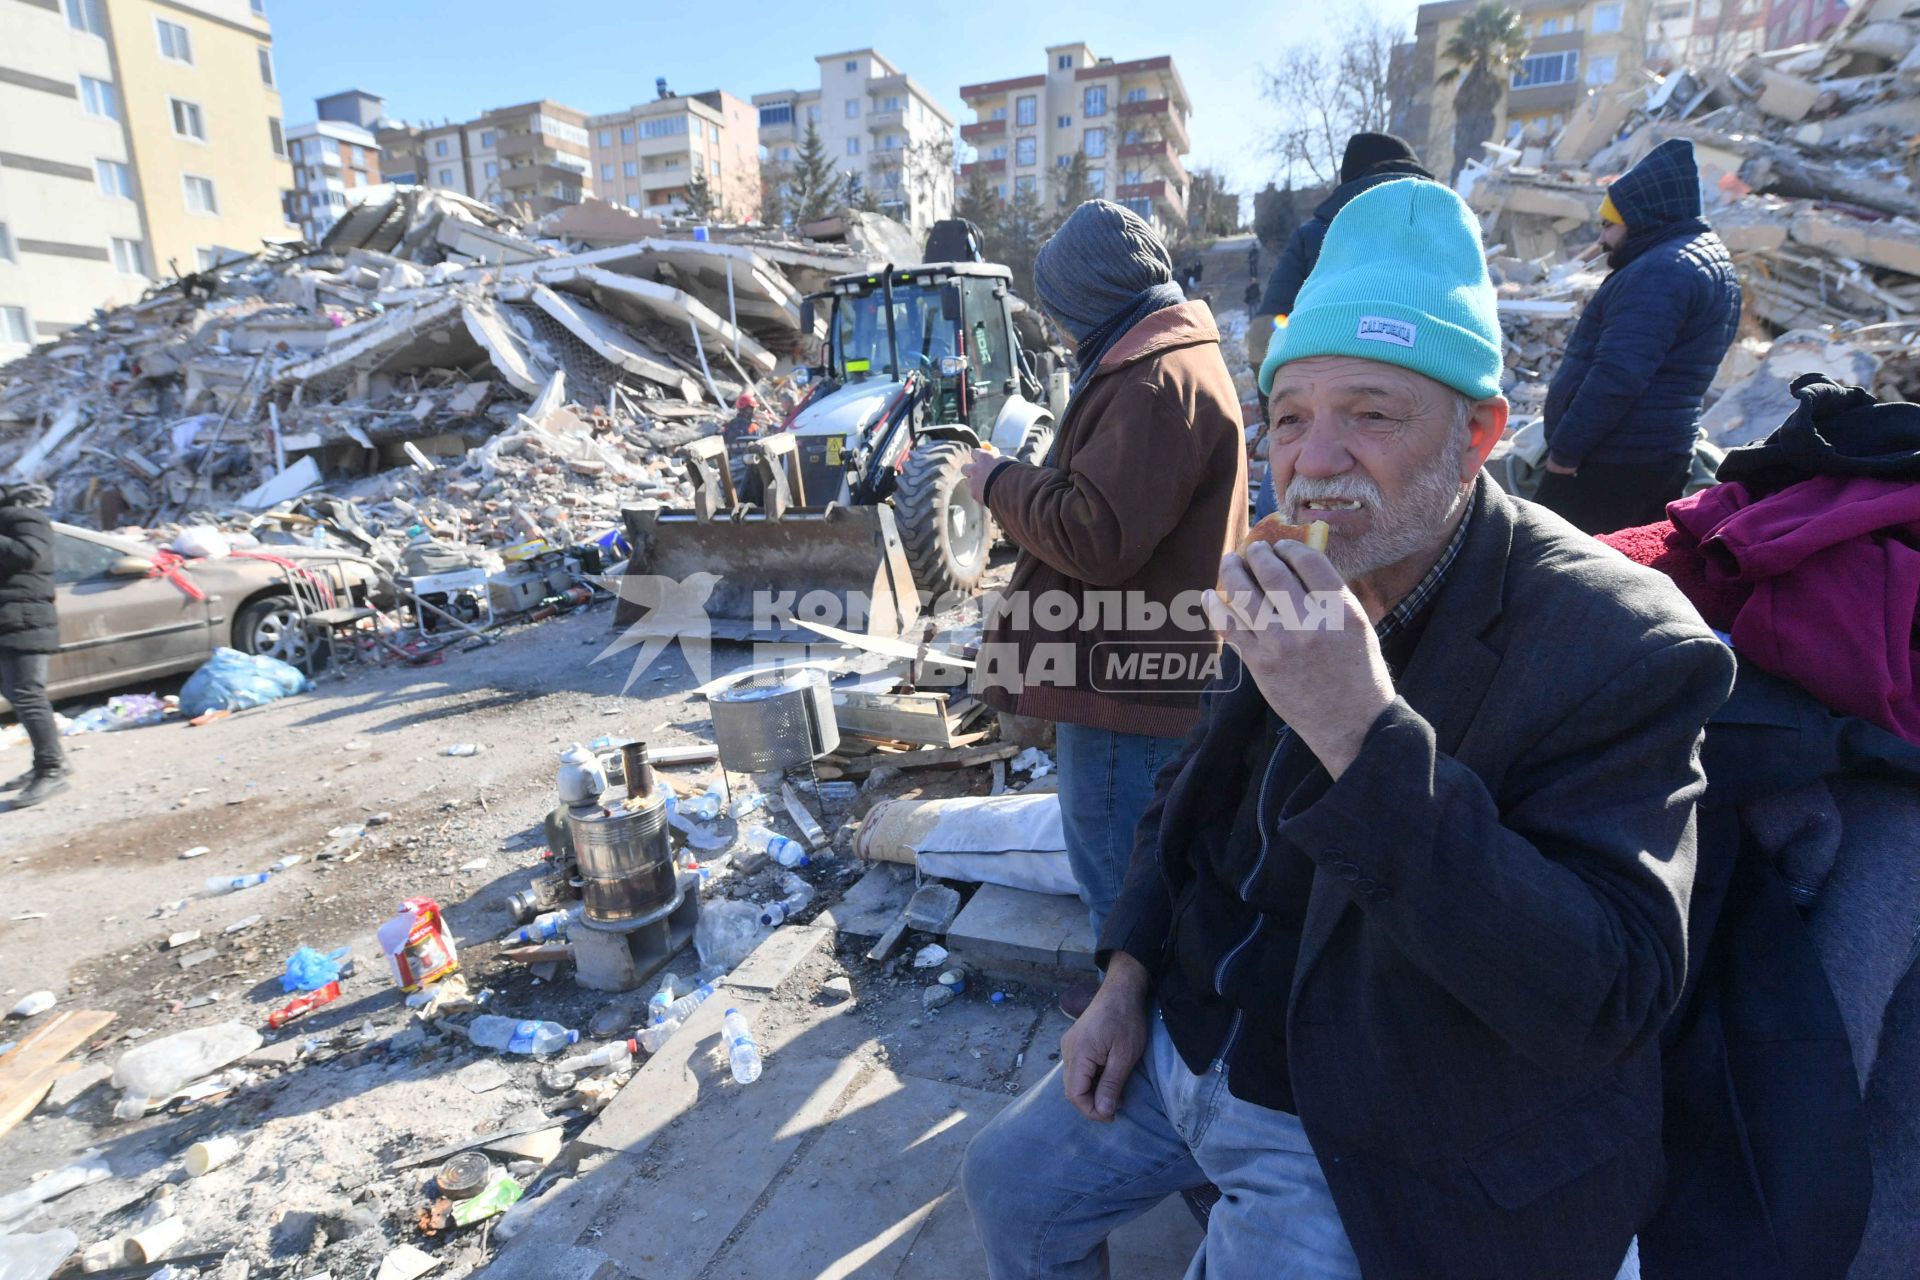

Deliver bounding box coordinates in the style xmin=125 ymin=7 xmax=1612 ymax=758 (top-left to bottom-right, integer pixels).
xmin=1017 ymin=421 xmax=1054 ymax=467
xmin=897 ymin=440 xmax=992 ymax=603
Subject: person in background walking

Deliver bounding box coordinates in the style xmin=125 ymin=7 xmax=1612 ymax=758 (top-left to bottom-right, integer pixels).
xmin=1250 ymin=132 xmax=1433 ymax=520
xmin=961 ymin=201 xmax=1247 ymax=1018
xmin=0 ymin=482 xmax=69 ymax=809
xmin=1535 ymin=138 xmax=1742 ymax=534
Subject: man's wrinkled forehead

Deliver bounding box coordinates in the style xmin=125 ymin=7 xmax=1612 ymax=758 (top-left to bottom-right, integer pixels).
xmin=1268 ymin=356 xmax=1441 ymax=409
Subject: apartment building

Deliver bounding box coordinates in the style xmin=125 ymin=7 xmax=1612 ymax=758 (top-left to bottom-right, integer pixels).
xmin=285 ymin=118 xmax=381 ymax=242
xmin=958 ymin=45 xmax=1192 ymax=236
xmin=1395 ymin=0 xmax=1653 ymax=177
xmin=753 ymin=49 xmax=956 ymax=237
xmin=589 ymin=86 xmax=760 ymax=220
xmin=397 ymin=101 xmax=590 ymax=213
xmin=1 ymin=0 xmax=293 ymax=358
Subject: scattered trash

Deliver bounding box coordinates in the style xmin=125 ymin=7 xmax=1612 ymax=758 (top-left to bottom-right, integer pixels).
xmin=281 ymin=946 xmax=351 ymax=992
xmin=222 ymin=914 xmax=262 ymax=935
xmin=759 ymin=873 xmax=815 ymax=927
xmin=723 ymin=1008 xmax=762 ymax=1084
xmin=637 ymin=1016 xmax=684 ymax=1054
xmin=7 ymin=991 xmax=55 ymax=1019
xmin=1010 ymin=746 xmax=1056 ymax=779
xmin=184 ymin=1135 xmax=243 ymax=1177
xmin=695 ymin=900 xmax=768 ymax=971
xmin=267 ymin=981 xmax=341 ymax=1029
xmin=508 ymin=909 xmax=571 ymax=946
xmin=111 ymin=1024 xmax=262 ymax=1120
xmin=743 ymin=826 xmax=809 ymax=869
xmin=466 ymin=1015 xmax=578 ymax=1056
xmin=449 ymin=1170 xmax=522 ymax=1227
xmin=0 ymin=1229 xmax=78 ymax=1280
xmin=201 ymin=873 xmax=269 ymax=897
xmin=443 ymin=744 xmax=480 ymax=758
xmin=912 ymin=944 xmax=949 ymax=969
xmin=0 ymin=1153 xmax=111 ymax=1228
xmin=435 ymin=1152 xmax=493 ymax=1200
xmin=178 ymin=846 xmax=210 ymax=860
xmin=378 ymin=898 xmax=459 ymax=993
xmin=375 ymin=1243 xmax=442 ymax=1280
xmin=178 ymin=648 xmax=311 ymax=719
xmin=652 ymin=981 xmax=715 ymax=1027
xmin=553 ymin=1038 xmax=636 ymax=1075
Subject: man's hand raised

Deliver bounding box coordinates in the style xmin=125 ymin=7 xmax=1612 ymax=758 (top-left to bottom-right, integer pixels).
xmin=1061 ymin=952 xmax=1153 ymax=1122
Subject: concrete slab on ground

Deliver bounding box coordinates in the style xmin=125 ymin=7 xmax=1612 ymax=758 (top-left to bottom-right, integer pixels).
xmin=724 ymin=923 xmax=831 ymax=994
xmin=816 ymin=863 xmax=915 ymax=937
xmin=948 ymin=884 xmax=1097 ymax=975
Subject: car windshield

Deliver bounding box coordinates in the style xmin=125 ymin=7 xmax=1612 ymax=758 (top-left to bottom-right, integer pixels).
xmin=831 ymin=280 xmax=955 ymax=381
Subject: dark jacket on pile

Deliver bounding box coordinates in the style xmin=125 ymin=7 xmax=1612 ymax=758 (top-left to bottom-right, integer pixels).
xmin=1102 ymin=474 xmax=1734 ymax=1279
xmin=1544 ymin=139 xmax=1743 ymax=468
xmin=1258 ymin=157 xmax=1434 ymax=319
xmin=0 ymin=483 xmax=58 ymax=655
xmin=1717 ymin=372 xmax=1920 ymax=494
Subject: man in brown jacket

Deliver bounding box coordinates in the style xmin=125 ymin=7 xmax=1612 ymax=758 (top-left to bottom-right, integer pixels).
xmin=962 ymin=201 xmax=1247 ymax=1011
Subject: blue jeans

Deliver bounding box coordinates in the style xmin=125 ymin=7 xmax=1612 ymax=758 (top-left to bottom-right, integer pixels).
xmin=1055 ymin=723 xmax=1182 ymax=941
xmin=1254 ymin=466 xmax=1279 ymax=521
xmin=962 ymin=1013 xmax=1644 ymax=1280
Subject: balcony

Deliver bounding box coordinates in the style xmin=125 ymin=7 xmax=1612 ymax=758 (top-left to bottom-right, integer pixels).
xmin=1117 ymin=137 xmax=1185 ymax=184
xmin=495 ymin=133 xmax=538 ymax=161
xmin=867 ymin=109 xmax=905 ymax=133
xmin=1116 ymin=178 xmax=1186 ymax=224
xmin=959 ymin=73 xmax=1045 ymax=101
xmin=1117 ymin=97 xmax=1190 ymax=152
xmin=960 ymin=157 xmax=1007 ymax=178
xmin=961 ymin=118 xmax=1007 ymax=143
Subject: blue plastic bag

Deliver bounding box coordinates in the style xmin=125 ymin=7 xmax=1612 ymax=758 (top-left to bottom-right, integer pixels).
xmin=179 ymin=647 xmax=311 ymax=719
xmin=281 ymin=946 xmax=350 ymax=992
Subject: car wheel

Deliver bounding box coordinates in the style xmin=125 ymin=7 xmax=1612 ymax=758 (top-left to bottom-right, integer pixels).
xmin=234 ymin=593 xmax=323 ymax=671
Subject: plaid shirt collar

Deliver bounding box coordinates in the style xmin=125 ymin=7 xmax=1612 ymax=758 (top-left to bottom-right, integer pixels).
xmin=1375 ymin=504 xmax=1472 ymax=643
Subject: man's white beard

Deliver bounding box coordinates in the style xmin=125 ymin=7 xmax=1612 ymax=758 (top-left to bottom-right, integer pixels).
xmin=1283 ymin=448 xmax=1467 ymax=580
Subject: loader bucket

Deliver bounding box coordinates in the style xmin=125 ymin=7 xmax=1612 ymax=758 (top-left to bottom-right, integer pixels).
xmin=617 ymin=502 xmax=922 ymax=643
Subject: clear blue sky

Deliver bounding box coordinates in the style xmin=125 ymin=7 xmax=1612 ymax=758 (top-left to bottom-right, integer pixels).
xmin=271 ymin=0 xmax=1423 ymax=195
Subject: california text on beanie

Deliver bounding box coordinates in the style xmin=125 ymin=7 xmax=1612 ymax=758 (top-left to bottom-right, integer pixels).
xmin=1033 ymin=199 xmax=1173 ymax=342
xmin=1259 ymin=178 xmax=1503 ymax=402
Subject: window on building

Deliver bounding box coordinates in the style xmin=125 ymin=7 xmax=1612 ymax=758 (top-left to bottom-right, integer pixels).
xmin=710 ymin=123 xmax=720 ymax=143
xmin=807 ymin=104 xmax=820 ymax=123
xmin=990 ymin=106 xmax=1007 ymax=121
xmin=182 ymin=174 xmax=218 ymax=214
xmin=170 ymin=99 xmax=206 ymax=142
xmin=1015 ymin=95 xmax=1037 ymax=126
xmin=1698 ymin=0 xmax=1722 ymax=17
xmin=479 ymin=130 xmax=496 ymax=148
xmin=1057 ymin=114 xmax=1072 ymax=128
xmin=1125 ymin=88 xmax=1148 ymax=103
xmin=846 ymin=137 xmax=861 ymax=155
xmin=96 ymin=159 xmax=133 ymax=199
xmin=847 ymin=99 xmax=860 ymax=118
xmin=1536 ymin=16 xmax=1563 ymax=35
xmin=485 ymin=161 xmax=498 ymax=178
xmin=778 ymin=147 xmax=793 ymax=163
xmin=156 ymin=18 xmax=193 ymax=64
xmin=1084 ymin=127 xmax=1106 ymax=157
xmin=438 ymin=167 xmax=453 ymax=185
xmin=111 ymin=237 xmax=144 ymax=274
xmin=268 ymin=117 xmax=285 ymax=157
xmin=1056 ymin=155 xmax=1071 ymax=168
xmin=625 ymin=193 xmax=640 ymax=208
xmin=1123 ymin=196 xmax=1151 ymax=219
xmin=638 ymin=117 xmax=688 ymax=139
xmin=1 ymin=306 xmax=29 ymax=346
xmin=995 ymin=183 xmax=1006 ymax=198
xmin=618 ymin=125 xmax=634 ymax=144
xmin=258 ymin=47 xmax=274 ymax=86
xmin=879 ymin=95 xmax=901 ymax=112
xmin=710 ymin=158 xmax=720 ymax=177
xmin=845 ymin=59 xmax=859 ymax=72
xmin=0 ymin=222 xmax=13 ymax=263
xmin=1511 ymin=51 xmax=1579 ymax=88
xmin=1591 ymin=2 xmax=1625 ymax=32
xmin=1084 ymin=86 xmax=1107 ymax=118
xmin=66 ymin=0 xmax=105 ymax=36
xmin=1587 ymin=54 xmax=1619 ymax=84
xmin=79 ymin=76 xmax=118 ymax=120
xmin=350 ymin=144 xmax=363 ymax=165
xmin=1014 ymin=175 xmax=1036 ymax=199
xmin=759 ymin=104 xmax=792 ymax=127
xmin=1087 ymin=167 xmax=1105 ymax=195
xmin=194 ymin=247 xmax=223 ymax=271
xmin=624 ymin=161 xmax=637 ymax=177
xmin=1057 ymin=53 xmax=1074 ymax=69
xmin=435 ymin=139 xmax=449 ymax=157
xmin=600 ymin=163 xmax=613 ymax=181
xmin=595 ymin=128 xmax=611 ymax=147
xmin=989 ymin=144 xmax=1007 ymax=160
xmin=1015 ymin=136 xmax=1036 ymax=165
xmin=289 ymin=139 xmax=303 ymax=163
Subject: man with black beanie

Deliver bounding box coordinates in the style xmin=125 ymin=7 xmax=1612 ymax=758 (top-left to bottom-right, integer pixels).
xmin=1249 ymin=133 xmax=1432 ymax=519
xmin=0 ymin=482 xmax=68 ymax=808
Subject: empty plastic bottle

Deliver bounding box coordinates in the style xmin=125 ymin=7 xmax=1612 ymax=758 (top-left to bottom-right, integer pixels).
xmin=759 ymin=874 xmax=815 ymax=927
xmin=687 ymin=781 xmax=726 ymax=821
xmin=723 ymin=1008 xmax=762 ymax=1084
xmin=646 ymin=973 xmax=678 ymax=1024
xmin=731 ymin=786 xmax=768 ymax=816
xmin=658 ymin=980 xmax=716 ymax=1026
xmin=743 ymin=827 xmax=809 ymax=868
xmin=553 ymin=1039 xmax=636 ymax=1074
xmin=510 ymin=910 xmax=571 ymax=946
xmin=637 ymin=1016 xmax=682 ymax=1053
xmin=202 ymin=872 xmax=270 ymax=896
xmin=267 ymin=854 xmax=303 ymax=873
xmin=467 ymin=1015 xmax=579 ymax=1056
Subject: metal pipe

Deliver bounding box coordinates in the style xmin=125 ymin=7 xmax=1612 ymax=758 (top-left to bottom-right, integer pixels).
xmin=623 ymin=741 xmax=654 ymax=801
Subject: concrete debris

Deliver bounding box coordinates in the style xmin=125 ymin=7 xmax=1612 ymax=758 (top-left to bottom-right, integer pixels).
xmin=0 ymin=190 xmax=909 ymax=536
xmin=1463 ymin=7 xmax=1920 ymax=422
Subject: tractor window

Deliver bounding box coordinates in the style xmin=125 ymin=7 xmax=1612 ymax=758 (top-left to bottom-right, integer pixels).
xmin=831 ymin=280 xmax=951 ymax=381
xmin=965 ymin=280 xmax=1013 ymax=388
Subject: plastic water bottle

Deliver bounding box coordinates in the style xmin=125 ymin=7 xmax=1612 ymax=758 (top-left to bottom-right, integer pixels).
xmin=637 ymin=1016 xmax=682 ymax=1053
xmin=646 ymin=973 xmax=678 ymax=1024
xmin=268 ymin=855 xmax=302 ymax=873
xmin=203 ymin=872 xmax=270 ymax=896
xmin=656 ymin=980 xmax=715 ymax=1026
xmin=511 ymin=910 xmax=571 ymax=945
xmin=743 ymin=827 xmax=809 ymax=868
xmin=467 ymin=1015 xmax=579 ymax=1056
xmin=687 ymin=782 xmax=726 ymax=821
xmin=553 ymin=1039 xmax=635 ymax=1074
xmin=723 ymin=1008 xmax=762 ymax=1084
xmin=759 ymin=874 xmax=815 ymax=927
xmin=732 ymin=786 xmax=767 ymax=816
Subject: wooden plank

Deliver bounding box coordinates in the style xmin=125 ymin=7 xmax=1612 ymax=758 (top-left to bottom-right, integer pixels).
xmin=832 ymin=688 xmax=960 ymax=748
xmin=825 ymin=742 xmax=1020 ymax=778
xmin=0 ymin=1008 xmax=115 ymax=1137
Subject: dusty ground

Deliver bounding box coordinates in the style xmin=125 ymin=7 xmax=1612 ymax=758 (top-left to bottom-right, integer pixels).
xmin=0 ymin=586 xmax=1058 ymax=1279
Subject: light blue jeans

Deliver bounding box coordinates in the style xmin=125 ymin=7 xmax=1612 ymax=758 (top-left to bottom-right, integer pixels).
xmin=1054 ymin=723 xmax=1183 ymax=941
xmin=962 ymin=1014 xmax=1644 ymax=1279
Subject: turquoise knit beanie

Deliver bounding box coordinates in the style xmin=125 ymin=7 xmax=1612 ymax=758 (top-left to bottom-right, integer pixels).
xmin=1259 ymin=178 xmax=1503 ymax=402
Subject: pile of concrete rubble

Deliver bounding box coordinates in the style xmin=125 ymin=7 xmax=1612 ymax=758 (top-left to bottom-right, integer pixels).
xmin=0 ymin=189 xmax=906 ymax=533
xmin=1465 ymin=0 xmax=1920 ymax=446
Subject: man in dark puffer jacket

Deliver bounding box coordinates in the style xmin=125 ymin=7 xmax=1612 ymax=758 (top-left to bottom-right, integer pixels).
xmin=1537 ymin=138 xmax=1743 ymax=534
xmin=0 ymin=482 xmax=69 ymax=808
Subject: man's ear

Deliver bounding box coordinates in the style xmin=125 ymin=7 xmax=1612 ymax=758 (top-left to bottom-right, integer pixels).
xmin=1461 ymin=397 xmax=1508 ymax=481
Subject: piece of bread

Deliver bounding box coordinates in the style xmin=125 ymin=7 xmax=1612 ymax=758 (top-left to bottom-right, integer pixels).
xmin=1220 ymin=516 xmax=1330 ymax=594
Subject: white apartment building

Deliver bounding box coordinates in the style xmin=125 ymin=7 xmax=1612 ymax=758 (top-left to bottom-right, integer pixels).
xmin=285 ymin=119 xmax=380 ymax=242
xmin=589 ymin=89 xmax=760 ymax=220
xmin=753 ymin=49 xmax=956 ymax=237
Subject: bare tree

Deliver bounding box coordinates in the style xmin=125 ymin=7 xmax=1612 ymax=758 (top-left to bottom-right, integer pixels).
xmin=1262 ymin=8 xmax=1411 ymax=186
